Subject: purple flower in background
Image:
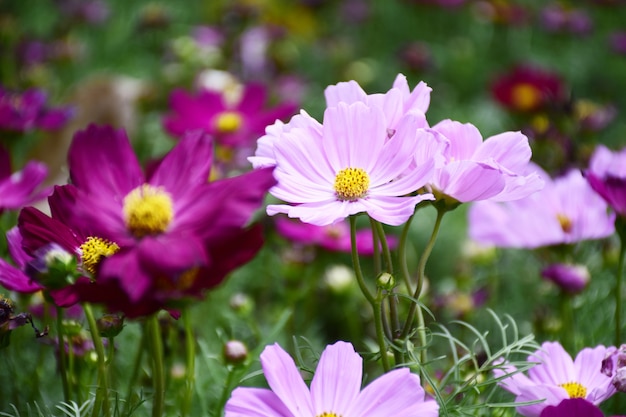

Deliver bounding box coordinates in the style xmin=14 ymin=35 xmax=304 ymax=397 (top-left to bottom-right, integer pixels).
xmin=163 ymin=82 xmax=297 ymax=148
xmin=610 ymin=31 xmax=626 ymax=56
xmin=225 ymin=341 xmax=439 ymax=417
xmin=539 ymin=398 xmax=604 ymax=417
xmin=0 ymin=86 xmax=73 ymax=133
xmin=586 ymin=145 xmax=626 ymax=217
xmin=426 ymin=120 xmax=544 ymax=205
xmin=469 ymin=166 xmax=614 ymax=248
xmin=274 ymin=216 xmax=398 ymax=255
xmin=55 ymin=0 xmax=110 ymax=24
xmin=0 ymin=146 xmax=50 ymax=212
xmin=539 ymin=5 xmax=593 ymax=36
xmin=541 ymin=263 xmax=590 ymax=294
xmin=494 ymin=341 xmax=616 ymax=417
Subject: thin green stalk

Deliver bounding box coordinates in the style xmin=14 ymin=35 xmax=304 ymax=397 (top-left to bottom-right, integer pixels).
xmin=148 ymin=315 xmax=166 ymax=417
xmin=182 ymin=308 xmax=196 ymax=417
xmin=217 ymin=366 xmax=237 ymax=415
xmin=369 ymin=217 xmax=381 ymax=276
xmin=350 ymin=216 xmax=375 ymax=306
xmin=84 ymin=303 xmax=111 ymax=417
xmin=56 ymin=307 xmax=70 ymax=403
xmin=375 ymin=289 xmax=391 ymax=372
xmin=400 ymin=208 xmax=446 ymax=360
xmin=398 ymin=214 xmax=416 ymax=295
xmin=616 ymin=233 xmax=625 ymax=346
xmin=373 ymin=220 xmax=393 ymax=275
xmin=123 ymin=328 xmax=146 ymax=417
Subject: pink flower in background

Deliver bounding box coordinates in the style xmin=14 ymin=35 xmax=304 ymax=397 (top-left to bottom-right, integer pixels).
xmin=275 ymin=216 xmax=398 ymax=255
xmin=163 ymin=82 xmax=297 ymax=148
xmin=264 ymin=101 xmax=441 ymax=226
xmin=495 ymin=341 xmax=616 ymax=417
xmin=0 ymin=86 xmax=73 ymax=132
xmin=225 ymin=341 xmax=439 ymax=417
xmin=469 ymin=166 xmax=614 ymax=248
xmin=0 ymin=146 xmax=50 ymax=213
xmin=586 ymin=145 xmax=626 ymax=217
xmin=539 ymin=398 xmax=604 ymax=417
xmin=426 ymin=120 xmax=544 ymax=204
xmin=541 ymin=263 xmax=590 ymax=294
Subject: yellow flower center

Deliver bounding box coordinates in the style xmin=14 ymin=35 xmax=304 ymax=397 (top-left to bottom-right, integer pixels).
xmin=334 ymin=167 xmax=370 ymax=201
xmin=557 ymin=213 xmax=573 ymax=233
xmin=559 ymin=381 xmax=587 ymax=399
xmin=317 ymin=413 xmax=340 ymax=417
xmin=123 ymin=184 xmax=174 ymax=238
xmin=79 ymin=237 xmax=120 ymax=276
xmin=511 ymin=83 xmax=542 ymax=111
xmin=214 ymin=111 xmax=243 ymax=133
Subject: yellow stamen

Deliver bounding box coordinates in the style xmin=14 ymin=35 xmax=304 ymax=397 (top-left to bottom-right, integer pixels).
xmin=557 ymin=213 xmax=573 ymax=233
xmin=317 ymin=413 xmax=340 ymax=417
xmin=123 ymin=184 xmax=174 ymax=238
xmin=334 ymin=167 xmax=370 ymax=201
xmin=559 ymin=381 xmax=587 ymax=399
xmin=214 ymin=111 xmax=243 ymax=133
xmin=511 ymin=83 xmax=542 ymax=111
xmin=80 ymin=237 xmax=120 ymax=276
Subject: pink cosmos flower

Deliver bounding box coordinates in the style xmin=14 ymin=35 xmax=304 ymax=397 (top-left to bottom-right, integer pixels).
xmin=541 ymin=263 xmax=590 ymax=294
xmin=264 ymin=101 xmax=441 ymax=226
xmin=43 ymin=124 xmax=274 ymax=316
xmin=162 ymin=82 xmax=297 ymax=148
xmin=225 ymin=341 xmax=439 ymax=417
xmin=586 ymin=145 xmax=626 ymax=218
xmin=0 ymin=146 xmax=50 ymax=213
xmin=274 ymin=216 xmax=398 ymax=255
xmin=495 ymin=341 xmax=616 ymax=417
xmin=426 ymin=120 xmax=544 ymax=204
xmin=468 ymin=166 xmax=614 ymax=248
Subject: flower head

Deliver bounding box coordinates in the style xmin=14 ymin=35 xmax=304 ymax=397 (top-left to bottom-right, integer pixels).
xmin=491 ymin=65 xmax=566 ymax=113
xmin=495 ymin=341 xmax=616 ymax=417
xmin=541 ymin=263 xmax=590 ymax=294
xmin=586 ymin=145 xmax=626 ymax=218
xmin=469 ymin=167 xmax=614 ymax=248
xmin=263 ymin=101 xmax=439 ymax=226
xmin=539 ymin=398 xmax=604 ymax=417
xmin=225 ymin=341 xmax=439 ymax=417
xmin=0 ymin=86 xmax=73 ymax=132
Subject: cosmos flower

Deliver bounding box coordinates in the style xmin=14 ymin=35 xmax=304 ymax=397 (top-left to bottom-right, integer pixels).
xmin=494 ymin=341 xmax=615 ymax=417
xmin=0 ymin=146 xmax=50 ymax=213
xmin=425 ymin=119 xmax=544 ymax=205
xmin=274 ymin=216 xmax=398 ymax=255
xmin=263 ymin=101 xmax=441 ymax=226
xmin=541 ymin=263 xmax=590 ymax=294
xmin=468 ymin=166 xmax=614 ymax=248
xmin=490 ymin=65 xmax=566 ymax=113
xmin=39 ymin=124 xmax=274 ymax=317
xmin=539 ymin=398 xmax=604 ymax=417
xmin=0 ymin=86 xmax=73 ymax=132
xmin=586 ymin=145 xmax=626 ymax=218
xmin=162 ymin=82 xmax=297 ymax=148
xmin=225 ymin=341 xmax=439 ymax=417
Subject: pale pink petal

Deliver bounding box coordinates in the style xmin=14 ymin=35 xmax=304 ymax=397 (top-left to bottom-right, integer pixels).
xmin=361 ymin=195 xmax=433 ymax=226
xmin=431 ymin=120 xmax=483 ymax=161
xmin=268 ymin=200 xmax=362 ymax=226
xmin=574 ymin=345 xmax=616 ymax=404
xmin=473 ymin=131 xmax=532 ymax=173
xmin=434 ymin=161 xmax=505 ymax=202
xmin=528 ymin=342 xmax=576 ymax=385
xmin=310 ymin=342 xmax=362 ymax=416
xmin=515 ymin=384 xmax=567 ymax=417
xmin=260 ymin=344 xmax=314 ymax=417
xmin=225 ymin=387 xmax=292 ymax=417
xmin=324 ymin=80 xmax=367 ymax=107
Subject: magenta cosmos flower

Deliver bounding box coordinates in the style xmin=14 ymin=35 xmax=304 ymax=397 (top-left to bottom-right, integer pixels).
xmin=263 ymin=101 xmax=441 ymax=226
xmin=469 ymin=166 xmax=614 ymax=248
xmin=586 ymin=145 xmax=626 ymax=218
xmin=425 ymin=120 xmax=543 ymax=205
xmin=225 ymin=341 xmax=439 ymax=417
xmin=274 ymin=216 xmax=398 ymax=255
xmin=494 ymin=341 xmax=616 ymax=417
xmin=49 ymin=124 xmax=274 ymax=315
xmin=0 ymin=86 xmax=72 ymax=132
xmin=539 ymin=398 xmax=604 ymax=417
xmin=162 ymin=82 xmax=297 ymax=148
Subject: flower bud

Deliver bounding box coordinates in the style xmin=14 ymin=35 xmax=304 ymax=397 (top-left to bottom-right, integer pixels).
xmin=96 ymin=313 xmax=125 ymax=338
xmin=229 ymin=293 xmax=253 ymax=316
xmin=376 ymin=272 xmax=395 ymax=291
xmin=541 ymin=263 xmax=590 ymax=294
xmin=26 ymin=243 xmax=79 ymax=289
xmin=223 ymin=340 xmax=248 ymax=365
xmin=324 ymin=265 xmax=354 ymax=294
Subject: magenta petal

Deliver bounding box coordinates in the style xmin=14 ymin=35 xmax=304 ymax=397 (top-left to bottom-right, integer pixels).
xmin=137 ymin=234 xmax=208 ymax=277
xmin=539 ymin=398 xmax=604 ymax=417
xmin=0 ymin=258 xmax=42 ymax=292
xmin=99 ymin=249 xmax=151 ymax=302
xmin=237 ymin=83 xmax=267 ymax=113
xmin=0 ymin=160 xmax=50 ymax=209
xmin=6 ymin=227 xmax=32 ymax=268
xmin=18 ymin=207 xmax=83 ymax=254
xmin=149 ymin=130 xmax=214 ymax=196
xmin=68 ymin=124 xmax=143 ymax=196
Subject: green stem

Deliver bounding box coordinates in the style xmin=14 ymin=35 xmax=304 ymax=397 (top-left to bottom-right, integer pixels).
xmin=123 ymin=328 xmax=146 ymax=417
xmin=374 ymin=221 xmax=393 ymax=275
xmin=616 ymin=233 xmax=625 ymax=346
xmin=84 ymin=303 xmax=111 ymax=417
xmin=400 ymin=208 xmax=446 ymax=360
xmin=375 ymin=289 xmax=390 ymax=372
xmin=370 ymin=217 xmax=381 ymax=276
xmin=148 ymin=315 xmax=166 ymax=417
xmin=399 ymin=214 xmax=416 ymax=295
xmin=217 ymin=366 xmax=237 ymax=415
xmin=56 ymin=307 xmax=70 ymax=403
xmin=350 ymin=216 xmax=375 ymax=306
xmin=182 ymin=309 xmax=196 ymax=417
